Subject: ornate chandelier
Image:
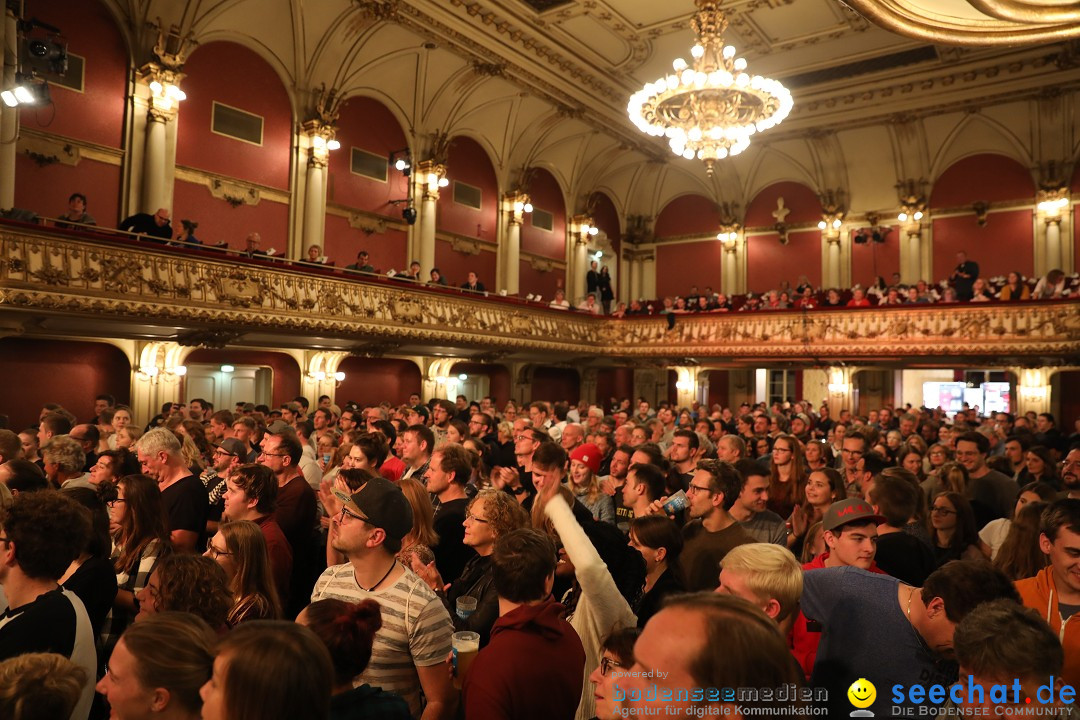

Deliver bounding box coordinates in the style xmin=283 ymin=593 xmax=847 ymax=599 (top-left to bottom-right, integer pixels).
xmin=627 ymin=0 xmax=793 ymax=175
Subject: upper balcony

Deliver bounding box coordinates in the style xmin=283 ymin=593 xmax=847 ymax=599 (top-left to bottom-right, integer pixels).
xmin=1 ymin=220 xmax=1077 ymax=365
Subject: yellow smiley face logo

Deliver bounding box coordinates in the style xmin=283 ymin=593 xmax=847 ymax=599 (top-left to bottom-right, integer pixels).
xmin=847 ymin=678 xmax=876 ymax=709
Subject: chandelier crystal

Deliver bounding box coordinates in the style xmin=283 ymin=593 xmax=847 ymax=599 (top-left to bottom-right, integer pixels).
xmin=627 ymin=0 xmax=793 ymax=175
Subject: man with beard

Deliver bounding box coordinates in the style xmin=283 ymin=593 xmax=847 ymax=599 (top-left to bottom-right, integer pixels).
xmin=1063 ymin=447 xmax=1080 ymax=499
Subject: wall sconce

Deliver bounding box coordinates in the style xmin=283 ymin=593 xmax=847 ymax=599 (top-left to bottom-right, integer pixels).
xmin=416 ymin=160 xmax=448 ymax=196
xmin=143 ymin=65 xmax=187 ymax=115
xmin=390 ymin=148 xmax=412 ymax=176
xmin=572 ymin=215 xmax=599 ymax=241
xmin=675 ymin=380 xmax=692 ymax=391
xmin=717 ymin=224 xmax=740 ymax=252
xmin=818 ymin=212 xmax=844 ymax=241
xmin=167 ymin=365 xmax=187 ymax=377
xmin=828 ymin=382 xmax=850 ymax=394
xmin=138 ymin=365 xmax=160 ymax=380
xmin=303 ymin=120 xmax=340 ymax=165
xmin=1037 ymin=190 xmax=1068 ymax=222
xmin=972 ymin=201 xmax=989 ymax=227
xmin=1019 ymin=385 xmax=1048 ymax=400
xmin=220 ymin=365 xmax=235 ymax=373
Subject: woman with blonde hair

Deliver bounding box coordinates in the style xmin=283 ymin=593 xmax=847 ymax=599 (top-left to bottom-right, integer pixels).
xmin=922 ymin=460 xmax=968 ymax=504
xmin=206 ymin=520 xmax=282 ymax=625
xmin=396 ymin=476 xmax=439 ymax=570
xmin=107 ymin=406 xmax=134 ymax=450
xmin=569 ymin=443 xmax=615 ymax=524
xmin=0 ymin=653 xmax=86 ymax=720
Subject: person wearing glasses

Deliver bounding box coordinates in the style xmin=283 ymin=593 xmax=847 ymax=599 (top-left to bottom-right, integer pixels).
xmin=589 ymin=626 xmax=641 ymax=720
xmin=257 ymin=427 xmax=317 ymax=617
xmin=414 ymin=488 xmax=530 ymax=648
xmin=100 ymin=474 xmax=172 ymax=661
xmin=680 ymin=459 xmax=753 ymax=592
xmin=220 ymin=464 xmax=292 ymax=609
xmin=205 ymin=520 xmax=282 ymax=626
xmin=312 ymin=476 xmax=454 ymax=720
xmin=118 ymin=207 xmax=172 ymax=242
xmin=930 ymin=492 xmax=983 ymax=566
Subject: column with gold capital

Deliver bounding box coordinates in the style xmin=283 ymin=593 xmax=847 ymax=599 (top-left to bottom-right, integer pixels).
xmin=570 ymin=215 xmax=597 ymax=304
xmin=300 ymin=120 xmax=339 ymax=259
xmin=415 ymin=160 xmax=447 ymax=278
xmin=137 ymin=64 xmax=186 ymax=213
xmin=1037 ymin=189 xmax=1069 ymax=275
xmin=502 ymin=192 xmax=530 ymax=295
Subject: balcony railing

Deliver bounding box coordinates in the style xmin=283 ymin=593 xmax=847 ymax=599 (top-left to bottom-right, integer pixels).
xmin=1 ymin=220 xmax=1077 ymax=361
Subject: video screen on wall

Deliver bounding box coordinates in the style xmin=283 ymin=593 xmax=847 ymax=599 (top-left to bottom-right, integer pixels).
xmin=922 ymin=381 xmax=1012 ymax=416
xmin=923 ymin=382 xmax=966 ymax=415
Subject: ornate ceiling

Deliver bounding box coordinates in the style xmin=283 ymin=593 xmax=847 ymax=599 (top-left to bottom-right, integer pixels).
xmin=103 ymin=0 xmax=1080 ymax=219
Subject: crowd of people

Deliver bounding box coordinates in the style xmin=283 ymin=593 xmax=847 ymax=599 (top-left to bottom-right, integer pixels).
xmin=625 ymin=252 xmax=1077 ymax=319
xmin=1 ymin=389 xmax=1079 ymax=719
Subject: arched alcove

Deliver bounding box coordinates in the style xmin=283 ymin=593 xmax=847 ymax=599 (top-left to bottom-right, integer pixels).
xmin=437 ymin=136 xmax=499 ymax=286
xmin=325 ymin=95 xmax=411 ymax=272
xmin=175 ymin=41 xmax=294 ymax=253
xmin=519 ymin=167 xmax=568 ymax=298
xmin=184 ymin=349 xmax=300 ymax=409
xmin=930 ymin=154 xmax=1036 ymax=279
xmin=0 ymin=338 xmax=131 ymax=429
xmin=336 ymin=357 xmax=422 ymax=407
xmin=744 ymin=182 xmax=823 ymax=292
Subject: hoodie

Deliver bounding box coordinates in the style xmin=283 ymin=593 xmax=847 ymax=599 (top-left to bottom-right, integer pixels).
xmin=1016 ymin=566 xmax=1080 ymax=690
xmin=463 ymin=599 xmax=585 ymax=720
xmin=789 ymin=552 xmax=886 ymax=679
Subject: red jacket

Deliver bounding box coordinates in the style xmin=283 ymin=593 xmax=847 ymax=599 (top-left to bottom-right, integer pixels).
xmin=1016 ymin=567 xmax=1080 ymax=691
xmin=464 ymin=599 xmax=585 ymax=720
xmin=789 ymin=553 xmax=886 ymax=679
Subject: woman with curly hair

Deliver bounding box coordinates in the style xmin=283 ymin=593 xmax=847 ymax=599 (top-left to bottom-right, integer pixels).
xmin=414 ymin=488 xmax=530 ymax=647
xmin=298 ymin=599 xmax=411 ymax=720
xmin=136 ymin=554 xmax=231 ymax=632
xmin=206 ymin=520 xmax=282 ymax=625
xmin=100 ymin=474 xmax=172 ymax=659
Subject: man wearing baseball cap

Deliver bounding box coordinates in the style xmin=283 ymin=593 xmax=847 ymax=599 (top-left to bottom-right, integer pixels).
xmin=202 ymin=437 xmax=246 ymax=534
xmin=790 ymin=498 xmax=887 ymax=678
xmin=312 ymin=476 xmax=454 ymax=720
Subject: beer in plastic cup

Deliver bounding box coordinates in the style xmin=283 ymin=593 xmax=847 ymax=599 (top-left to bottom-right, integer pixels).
xmin=452 ymin=631 xmax=480 ymax=689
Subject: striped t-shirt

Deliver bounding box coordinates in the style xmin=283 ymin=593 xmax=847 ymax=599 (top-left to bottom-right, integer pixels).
xmin=311 ymin=562 xmax=453 ymax=718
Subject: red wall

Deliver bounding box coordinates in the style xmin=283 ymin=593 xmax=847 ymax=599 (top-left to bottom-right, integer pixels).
xmin=519 ymin=262 xmax=558 ymax=300
xmin=175 ymin=42 xmax=293 ymax=252
xmin=24 ymin=0 xmax=127 ymax=148
xmin=1072 ymin=164 xmax=1080 ymax=268
xmin=708 ymin=370 xmax=729 ymax=410
xmin=185 ymin=350 xmax=300 ymax=409
xmin=596 ymin=367 xmax=634 ymax=407
xmin=932 ymin=210 xmax=1034 ymax=280
xmin=931 ymin=154 xmax=1035 ymax=208
xmin=655 ymin=195 xmax=719 ymax=237
xmin=0 ymin=338 xmax=131 ymax=429
xmin=746 ymin=229 xmax=821 ymax=293
xmin=172 ymin=181 xmax=289 ymax=252
xmin=335 ymin=358 xmax=421 ymax=407
xmin=522 ymin=168 xmax=566 ymax=260
xmin=851 ymin=224 xmax=901 ymax=287
xmin=324 ymin=215 xmax=407 ymax=275
xmin=929 ymin=154 xmax=1036 ymax=280
xmin=531 ymin=367 xmax=580 ymax=404
xmin=16 ymin=155 xmax=122 ymax=231
xmin=450 ymin=363 xmax=511 ymax=406
xmin=440 ymin=137 xmax=497 ymax=243
xmin=591 ymin=192 xmax=621 ymax=254
xmin=656 ymin=240 xmax=724 ymax=297
xmin=325 ymin=96 xmax=410 ymax=268
xmin=433 ymin=242 xmax=497 ymax=288
xmin=745 ymin=182 xmax=822 ymax=227
xmin=14 ymin=0 xmax=128 ymax=224
xmin=1059 ymin=371 xmax=1080 ymax=435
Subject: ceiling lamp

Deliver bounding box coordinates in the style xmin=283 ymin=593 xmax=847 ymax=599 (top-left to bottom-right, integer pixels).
xmin=627 ymin=0 xmax=793 ymax=176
